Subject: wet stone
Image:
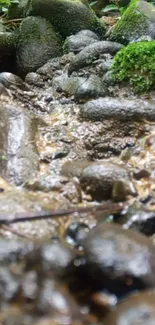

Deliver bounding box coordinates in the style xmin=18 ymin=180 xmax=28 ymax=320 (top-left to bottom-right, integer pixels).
xmin=25 ymin=72 xmax=44 ymax=87
xmin=36 ymin=279 xmax=83 ymax=322
xmin=76 ymin=30 xmax=99 ymax=40
xmin=52 ymin=73 xmax=86 ymax=95
xmin=25 ymin=174 xmax=69 ymax=192
xmin=68 ymin=41 xmax=123 ymax=74
xmin=83 ymin=223 xmax=155 ymax=294
xmin=41 ymin=241 xmax=76 ymax=277
xmin=74 ymin=74 xmax=108 ymax=103
xmin=104 ymin=290 xmax=155 ymax=325
xmin=0 ymin=72 xmax=28 ymax=90
xmin=0 ymin=99 xmax=39 ymax=185
xmin=61 ymin=160 xmax=91 ymax=178
xmin=80 ymin=162 xmax=132 ymax=201
xmin=0 ymin=266 xmax=20 ymax=302
xmin=63 ymin=34 xmax=98 ymax=54
xmin=81 ymin=97 xmax=155 ymax=122
xmin=0 ymin=239 xmax=36 ymax=265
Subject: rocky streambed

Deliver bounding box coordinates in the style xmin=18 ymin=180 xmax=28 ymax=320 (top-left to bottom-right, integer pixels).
xmin=1 ymin=23 xmax=155 ymax=324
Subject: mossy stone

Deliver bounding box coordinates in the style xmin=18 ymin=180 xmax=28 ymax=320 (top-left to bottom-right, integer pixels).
xmin=26 ymin=0 xmax=106 ymax=38
xmin=0 ymin=32 xmax=18 ymax=54
xmin=7 ymin=0 xmax=29 ymax=19
xmin=16 ymin=16 xmax=62 ymax=75
xmin=110 ymin=0 xmax=155 ymax=44
xmin=110 ymin=41 xmax=155 ymax=93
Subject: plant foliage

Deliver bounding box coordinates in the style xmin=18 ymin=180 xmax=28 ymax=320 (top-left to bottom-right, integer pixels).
xmin=0 ymin=0 xmax=19 ymax=14
xmin=110 ymin=41 xmax=155 ymax=93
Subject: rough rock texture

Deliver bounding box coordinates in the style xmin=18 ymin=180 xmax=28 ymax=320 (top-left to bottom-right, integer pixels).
xmin=110 ymin=0 xmax=155 ymax=44
xmin=81 ymin=97 xmax=155 ymax=121
xmin=26 ymin=0 xmax=106 ymax=38
xmin=16 ymin=16 xmax=62 ymax=74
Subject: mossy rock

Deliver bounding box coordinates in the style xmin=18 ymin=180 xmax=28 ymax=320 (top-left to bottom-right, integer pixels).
xmin=110 ymin=0 xmax=155 ymax=44
xmin=25 ymin=0 xmax=106 ymax=38
xmin=16 ymin=16 xmax=62 ymax=75
xmin=8 ymin=0 xmax=29 ymax=19
xmin=110 ymin=41 xmax=155 ymax=93
xmin=0 ymin=32 xmax=18 ymax=54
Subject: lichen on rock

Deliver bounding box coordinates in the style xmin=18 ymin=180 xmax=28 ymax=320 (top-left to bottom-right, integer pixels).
xmin=110 ymin=41 xmax=155 ymax=93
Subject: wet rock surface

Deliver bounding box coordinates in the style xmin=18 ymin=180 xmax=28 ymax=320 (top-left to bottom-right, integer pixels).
xmin=0 ymin=99 xmax=39 ymax=185
xmin=81 ymin=97 xmax=155 ymax=122
xmin=68 ymin=41 xmax=123 ymax=74
xmin=84 ymin=223 xmax=155 ymax=293
xmin=1 ymin=17 xmax=155 ymax=324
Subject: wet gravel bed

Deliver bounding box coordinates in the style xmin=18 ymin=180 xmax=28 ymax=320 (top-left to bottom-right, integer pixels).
xmin=1 ymin=31 xmax=155 ymax=324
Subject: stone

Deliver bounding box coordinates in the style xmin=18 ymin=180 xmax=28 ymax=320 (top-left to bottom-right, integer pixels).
xmin=110 ymin=0 xmax=155 ymax=44
xmin=84 ymin=223 xmax=155 ymax=293
xmin=68 ymin=41 xmax=123 ymax=74
xmin=74 ymin=74 xmax=108 ymax=103
xmin=0 ymin=99 xmax=39 ymax=185
xmin=104 ymin=290 xmax=155 ymax=325
xmin=16 ymin=16 xmax=62 ymax=74
xmin=81 ymin=97 xmax=155 ymax=122
xmin=80 ymin=162 xmax=132 ymax=200
xmin=63 ymin=34 xmax=98 ymax=54
xmin=53 ymin=73 xmax=86 ymax=95
xmin=26 ymin=0 xmax=106 ymax=38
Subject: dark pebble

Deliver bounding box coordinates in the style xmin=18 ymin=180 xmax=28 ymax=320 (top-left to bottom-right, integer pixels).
xmin=83 ymin=223 xmax=155 ymax=294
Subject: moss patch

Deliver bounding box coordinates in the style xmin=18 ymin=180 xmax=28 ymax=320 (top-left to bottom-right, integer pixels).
xmin=110 ymin=0 xmax=151 ymax=44
xmin=110 ymin=41 xmax=155 ymax=93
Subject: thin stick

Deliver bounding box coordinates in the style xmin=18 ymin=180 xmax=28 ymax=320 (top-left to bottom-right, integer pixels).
xmin=0 ymin=202 xmax=125 ymax=225
xmin=1 ymin=224 xmax=31 ymax=239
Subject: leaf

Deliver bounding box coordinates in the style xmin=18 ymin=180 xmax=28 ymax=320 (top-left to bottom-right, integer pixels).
xmin=101 ymin=4 xmax=119 ymax=12
xmin=89 ymin=0 xmax=97 ymax=7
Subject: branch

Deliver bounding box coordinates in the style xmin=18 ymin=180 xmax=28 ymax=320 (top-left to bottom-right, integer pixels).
xmin=0 ymin=202 xmax=125 ymax=225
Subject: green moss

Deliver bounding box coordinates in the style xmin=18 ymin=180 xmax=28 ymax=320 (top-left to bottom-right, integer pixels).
xmin=110 ymin=0 xmax=148 ymax=44
xmin=110 ymin=41 xmax=155 ymax=93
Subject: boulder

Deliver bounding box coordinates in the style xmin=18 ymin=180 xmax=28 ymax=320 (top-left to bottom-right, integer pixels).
xmin=16 ymin=16 xmax=62 ymax=74
xmin=26 ymin=0 xmax=106 ymax=38
xmin=110 ymin=0 xmax=155 ymax=44
xmin=81 ymin=97 xmax=155 ymax=122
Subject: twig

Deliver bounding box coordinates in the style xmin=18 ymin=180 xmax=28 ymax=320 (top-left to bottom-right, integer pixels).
xmin=0 ymin=202 xmax=125 ymax=225
xmin=3 ymin=18 xmax=23 ymax=24
xmin=1 ymin=224 xmax=31 ymax=239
